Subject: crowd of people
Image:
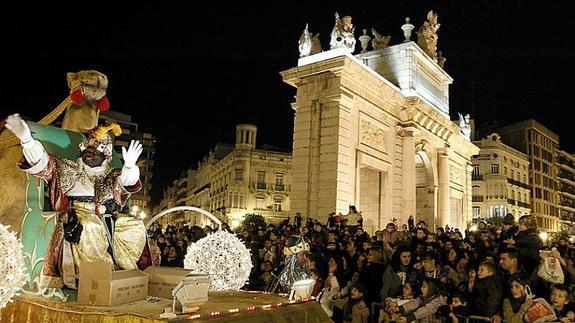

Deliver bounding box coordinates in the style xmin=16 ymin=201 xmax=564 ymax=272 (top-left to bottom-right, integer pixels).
xmin=148 ymin=209 xmax=575 ymax=323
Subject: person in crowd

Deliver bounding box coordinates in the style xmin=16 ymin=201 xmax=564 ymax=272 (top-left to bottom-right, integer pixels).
xmin=380 ymin=246 xmax=416 ymax=301
xmin=550 ymin=284 xmax=575 ymax=322
xmin=501 ymin=278 xmax=533 ymax=323
xmin=333 ymin=283 xmax=370 ymax=323
xmin=163 ymin=245 xmax=184 ymax=267
xmin=503 ymin=215 xmax=542 ymax=275
xmin=469 ymin=261 xmax=503 ymax=319
xmin=360 ymin=247 xmax=385 ymax=307
xmin=437 ymin=291 xmax=471 ymax=323
xmin=394 ymin=278 xmax=447 ymax=323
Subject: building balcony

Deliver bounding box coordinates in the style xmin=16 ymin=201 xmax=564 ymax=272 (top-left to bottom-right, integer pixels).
xmin=517 ymin=201 xmax=531 ymax=209
xmin=559 ymin=204 xmax=575 ymax=214
xmin=275 ymin=184 xmax=286 ymax=191
xmin=561 ymin=199 xmax=575 ymax=209
xmin=558 ymin=159 xmax=575 ymax=173
xmin=559 ymin=176 xmax=575 ymax=187
xmin=472 ymin=174 xmax=483 ymax=181
xmin=507 ymin=178 xmax=531 ymax=190
xmin=559 ymin=190 xmax=575 ymax=200
xmin=559 ymin=171 xmax=575 ymax=182
xmin=507 ymin=198 xmax=516 ymax=205
xmin=256 ymin=182 xmax=267 ymax=190
xmin=472 ymin=195 xmax=484 ymax=202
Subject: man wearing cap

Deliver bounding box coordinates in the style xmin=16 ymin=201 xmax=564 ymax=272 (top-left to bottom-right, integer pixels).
xmin=497 ymin=213 xmax=518 ymax=247
xmin=5 ymin=114 xmax=148 ymax=289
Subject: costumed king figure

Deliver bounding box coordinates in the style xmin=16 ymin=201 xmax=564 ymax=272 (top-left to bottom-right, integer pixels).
xmin=4 ymin=114 xmax=151 ymax=289
xmin=268 ymin=235 xmax=311 ymax=293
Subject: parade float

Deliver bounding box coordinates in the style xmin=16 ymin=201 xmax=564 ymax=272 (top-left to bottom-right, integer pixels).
xmin=0 ymin=71 xmax=327 ymax=322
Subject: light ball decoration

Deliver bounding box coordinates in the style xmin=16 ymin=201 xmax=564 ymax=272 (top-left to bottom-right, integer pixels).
xmin=0 ymin=224 xmax=27 ymax=309
xmin=184 ymin=229 xmax=252 ymax=291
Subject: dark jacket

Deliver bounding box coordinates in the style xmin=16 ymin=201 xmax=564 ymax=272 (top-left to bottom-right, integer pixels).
xmin=359 ymin=262 xmax=385 ymax=306
xmin=473 ymin=274 xmax=503 ymax=317
xmin=514 ymin=229 xmax=542 ymax=273
xmin=380 ymin=265 xmax=417 ymax=301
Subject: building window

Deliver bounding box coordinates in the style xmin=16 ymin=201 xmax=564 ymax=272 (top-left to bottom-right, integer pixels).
xmin=231 ymin=192 xmax=245 ymax=208
xmin=472 ymin=207 xmax=480 ymax=218
xmin=504 ymin=167 xmax=508 ymax=175
xmin=491 ymin=164 xmax=499 ymax=175
xmin=472 ymin=165 xmax=480 ymax=176
xmin=235 ymin=169 xmax=244 ymax=181
xmin=275 ymin=173 xmax=284 ymax=186
xmin=257 ymin=171 xmax=266 ymax=189
xmin=275 ymin=173 xmax=285 ymax=191
xmin=510 ymin=169 xmax=514 ymax=179
xmin=274 ymin=199 xmax=282 ymax=212
xmin=257 ymin=171 xmax=266 ymax=183
xmin=256 ymin=196 xmax=265 ymax=209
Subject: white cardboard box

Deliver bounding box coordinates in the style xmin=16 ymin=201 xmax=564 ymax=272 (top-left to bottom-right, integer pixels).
xmin=77 ymin=261 xmax=148 ymax=306
xmin=144 ymin=266 xmax=193 ymax=299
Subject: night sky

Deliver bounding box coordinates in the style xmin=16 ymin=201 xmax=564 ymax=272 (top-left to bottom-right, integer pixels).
xmin=1 ymin=2 xmax=572 ymax=205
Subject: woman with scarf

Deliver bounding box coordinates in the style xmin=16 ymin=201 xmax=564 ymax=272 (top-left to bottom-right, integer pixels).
xmin=380 ymin=246 xmax=416 ymax=301
xmin=502 ymin=278 xmax=533 ymax=323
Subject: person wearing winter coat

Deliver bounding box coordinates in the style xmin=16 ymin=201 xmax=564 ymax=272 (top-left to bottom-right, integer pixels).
xmin=501 ymin=278 xmax=533 ymax=323
xmin=333 ymin=283 xmax=370 ymax=323
xmin=380 ymin=246 xmax=417 ymax=301
xmin=503 ymin=215 xmax=542 ymax=275
xmin=469 ymin=261 xmax=503 ymax=318
xmin=395 ymin=278 xmax=447 ymax=323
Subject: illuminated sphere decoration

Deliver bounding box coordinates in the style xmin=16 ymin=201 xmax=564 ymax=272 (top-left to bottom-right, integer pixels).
xmin=0 ymin=224 xmax=27 ymax=309
xmin=184 ymin=229 xmax=252 ymax=291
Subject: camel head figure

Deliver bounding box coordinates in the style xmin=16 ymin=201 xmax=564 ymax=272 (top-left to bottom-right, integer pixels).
xmin=62 ymin=70 xmax=109 ymax=132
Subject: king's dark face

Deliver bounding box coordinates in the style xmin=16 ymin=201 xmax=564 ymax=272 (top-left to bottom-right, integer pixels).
xmin=81 ymin=146 xmax=106 ymax=167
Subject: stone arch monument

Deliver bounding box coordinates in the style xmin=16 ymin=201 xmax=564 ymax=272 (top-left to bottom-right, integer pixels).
xmin=281 ymin=41 xmax=479 ymax=232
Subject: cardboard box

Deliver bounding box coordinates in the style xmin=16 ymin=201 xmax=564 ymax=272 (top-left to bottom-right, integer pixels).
xmin=144 ymin=266 xmax=193 ymax=299
xmin=172 ymin=273 xmax=210 ymax=312
xmin=78 ymin=261 xmax=148 ymax=306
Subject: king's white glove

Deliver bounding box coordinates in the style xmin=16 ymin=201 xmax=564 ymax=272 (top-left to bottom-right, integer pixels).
xmin=122 ymin=140 xmax=143 ymax=169
xmin=5 ymin=114 xmax=33 ymax=144
xmin=5 ymin=113 xmax=46 ymax=165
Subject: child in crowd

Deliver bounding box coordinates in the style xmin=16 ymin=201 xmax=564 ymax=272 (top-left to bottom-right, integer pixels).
xmin=379 ymin=282 xmax=418 ymax=323
xmin=333 ymin=283 xmax=370 ymax=323
xmin=470 ymin=261 xmax=502 ymax=319
xmin=550 ymin=285 xmax=575 ymax=322
xmin=438 ymin=292 xmax=471 ymax=323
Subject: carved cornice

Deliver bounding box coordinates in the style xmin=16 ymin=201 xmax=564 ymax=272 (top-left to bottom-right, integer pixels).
xmin=401 ymin=98 xmax=455 ymax=141
xmin=281 ymin=55 xmax=348 ymax=87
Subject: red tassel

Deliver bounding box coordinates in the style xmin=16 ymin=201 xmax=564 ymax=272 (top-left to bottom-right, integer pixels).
xmin=70 ymin=88 xmax=84 ymax=104
xmin=97 ymin=97 xmax=110 ymax=111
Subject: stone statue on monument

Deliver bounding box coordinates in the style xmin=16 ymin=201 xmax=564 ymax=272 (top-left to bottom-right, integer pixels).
xmin=311 ymin=33 xmax=322 ymax=54
xmin=298 ymin=23 xmax=312 ymax=57
xmin=359 ymin=29 xmax=371 ymax=53
xmin=329 ymin=12 xmax=356 ymax=52
xmin=371 ymin=28 xmax=391 ymax=50
xmin=417 ymin=10 xmax=440 ymax=61
xmin=458 ymin=113 xmax=471 ymax=139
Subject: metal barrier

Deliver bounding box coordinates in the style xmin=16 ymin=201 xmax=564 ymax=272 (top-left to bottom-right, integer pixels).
xmin=459 ymin=315 xmax=492 ymax=323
